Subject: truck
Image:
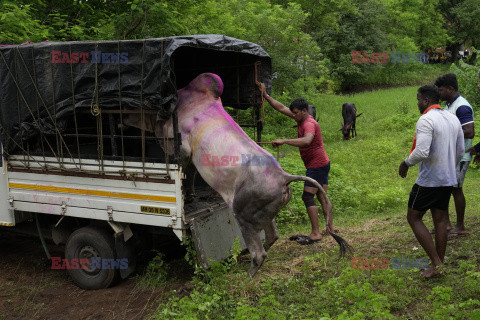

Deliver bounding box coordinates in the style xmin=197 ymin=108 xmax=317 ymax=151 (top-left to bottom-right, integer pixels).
xmin=0 ymin=35 xmax=271 ymax=289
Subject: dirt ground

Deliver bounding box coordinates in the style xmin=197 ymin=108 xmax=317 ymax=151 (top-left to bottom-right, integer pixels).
xmin=0 ymin=231 xmax=193 ymax=320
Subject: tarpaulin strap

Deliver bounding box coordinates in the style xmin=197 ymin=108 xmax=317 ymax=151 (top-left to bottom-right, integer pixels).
xmin=117 ymin=41 xmax=126 ymax=171
xmin=13 ymin=47 xmax=24 ymax=162
xmin=140 ymin=40 xmax=146 ymax=175
xmin=30 ymin=46 xmax=47 ymax=163
xmin=163 ymin=125 xmax=170 ymax=178
xmin=48 ymin=45 xmax=63 ymax=167
xmin=90 ymin=44 xmax=100 ymax=117
xmin=69 ymin=43 xmax=82 ymax=168
xmin=90 ymin=42 xmax=105 ymax=172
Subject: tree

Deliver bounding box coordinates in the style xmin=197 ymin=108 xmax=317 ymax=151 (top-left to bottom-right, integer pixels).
xmin=313 ymin=0 xmax=390 ymax=90
xmin=0 ymin=2 xmax=48 ymax=44
xmin=438 ymin=0 xmax=480 ymax=61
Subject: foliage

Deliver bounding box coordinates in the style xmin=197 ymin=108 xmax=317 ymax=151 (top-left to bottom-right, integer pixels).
xmin=0 ymin=1 xmax=48 ymax=43
xmin=450 ymin=49 xmax=480 ymax=110
xmin=138 ymin=252 xmax=170 ymax=288
xmin=385 ymin=0 xmax=448 ymax=51
xmin=440 ymin=0 xmax=480 ymax=49
xmin=97 ymin=0 xmax=189 ymax=39
xmin=313 ymin=0 xmax=390 ymax=90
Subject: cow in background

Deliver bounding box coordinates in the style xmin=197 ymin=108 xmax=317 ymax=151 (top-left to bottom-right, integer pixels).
xmin=341 ymin=102 xmax=362 ymax=140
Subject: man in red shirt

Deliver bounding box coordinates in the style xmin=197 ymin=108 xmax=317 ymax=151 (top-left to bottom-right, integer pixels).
xmin=259 ymin=84 xmax=332 ymax=245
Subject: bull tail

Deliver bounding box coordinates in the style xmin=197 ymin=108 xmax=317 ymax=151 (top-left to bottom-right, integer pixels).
xmin=284 ymin=174 xmax=353 ymax=257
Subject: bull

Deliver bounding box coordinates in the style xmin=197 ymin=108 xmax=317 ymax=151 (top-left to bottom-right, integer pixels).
xmin=132 ymin=73 xmax=351 ymax=276
xmin=341 ymin=102 xmax=362 ymax=140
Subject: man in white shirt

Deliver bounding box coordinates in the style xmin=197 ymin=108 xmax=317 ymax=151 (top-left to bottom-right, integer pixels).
xmin=399 ymin=84 xmax=464 ymax=278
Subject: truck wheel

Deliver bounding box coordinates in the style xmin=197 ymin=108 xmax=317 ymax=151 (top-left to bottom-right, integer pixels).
xmin=65 ymin=226 xmax=118 ymax=290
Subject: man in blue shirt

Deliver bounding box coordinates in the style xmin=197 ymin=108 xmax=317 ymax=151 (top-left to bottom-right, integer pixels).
xmin=435 ymin=73 xmax=474 ymax=239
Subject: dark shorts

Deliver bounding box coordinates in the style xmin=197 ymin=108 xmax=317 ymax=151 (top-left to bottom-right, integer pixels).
xmin=305 ymin=162 xmax=330 ymax=188
xmin=408 ymin=184 xmax=452 ymax=211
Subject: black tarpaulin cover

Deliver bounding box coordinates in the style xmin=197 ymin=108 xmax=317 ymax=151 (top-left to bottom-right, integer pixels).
xmin=0 ymin=35 xmax=271 ymax=154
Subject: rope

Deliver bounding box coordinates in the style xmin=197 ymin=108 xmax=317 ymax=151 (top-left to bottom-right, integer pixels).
xmin=86 ymin=42 xmax=105 ymax=172
xmin=117 ymin=41 xmax=126 ymax=171
xmin=30 ymin=46 xmax=47 ymax=164
xmin=90 ymin=44 xmax=100 ymax=117
xmin=140 ymin=40 xmax=146 ymax=175
xmin=69 ymin=44 xmax=82 ymax=170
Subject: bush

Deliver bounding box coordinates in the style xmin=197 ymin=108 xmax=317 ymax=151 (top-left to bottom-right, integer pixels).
xmin=450 ymin=51 xmax=480 ymax=110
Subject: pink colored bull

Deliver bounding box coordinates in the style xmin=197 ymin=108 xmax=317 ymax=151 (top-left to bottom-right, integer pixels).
xmin=150 ymin=73 xmax=350 ymax=276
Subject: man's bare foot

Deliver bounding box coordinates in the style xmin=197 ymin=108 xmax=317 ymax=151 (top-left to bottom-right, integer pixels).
xmin=449 ymin=227 xmax=468 ymax=234
xmin=447 ymin=228 xmax=469 ymax=240
xmin=307 ymin=233 xmax=323 ymax=241
xmin=420 ymin=266 xmax=444 ymax=279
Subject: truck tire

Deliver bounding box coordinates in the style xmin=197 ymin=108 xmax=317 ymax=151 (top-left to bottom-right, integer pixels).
xmin=65 ymin=226 xmax=118 ymax=290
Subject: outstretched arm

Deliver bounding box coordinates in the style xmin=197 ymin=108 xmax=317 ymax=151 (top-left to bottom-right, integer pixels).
xmin=257 ymin=82 xmax=295 ymax=119
xmin=273 ymin=133 xmax=314 ymax=148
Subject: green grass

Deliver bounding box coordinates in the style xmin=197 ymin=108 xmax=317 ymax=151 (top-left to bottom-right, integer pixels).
xmin=145 ymin=85 xmax=480 ymax=319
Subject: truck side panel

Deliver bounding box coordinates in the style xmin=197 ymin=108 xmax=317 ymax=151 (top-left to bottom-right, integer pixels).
xmin=4 ymin=156 xmax=185 ymax=239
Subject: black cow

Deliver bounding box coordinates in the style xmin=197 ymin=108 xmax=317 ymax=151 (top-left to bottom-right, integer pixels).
xmin=341 ymin=102 xmax=362 ymax=140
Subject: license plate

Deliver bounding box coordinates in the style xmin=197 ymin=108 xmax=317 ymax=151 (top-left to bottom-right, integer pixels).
xmin=140 ymin=206 xmax=171 ymax=215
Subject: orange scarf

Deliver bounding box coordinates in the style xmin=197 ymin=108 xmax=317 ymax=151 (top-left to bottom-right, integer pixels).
xmin=410 ymin=104 xmax=441 ymax=153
